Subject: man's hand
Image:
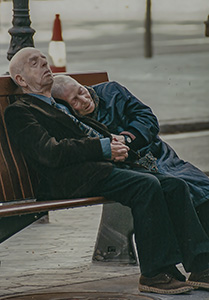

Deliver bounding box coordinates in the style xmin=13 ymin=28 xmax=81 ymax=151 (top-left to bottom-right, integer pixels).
xmin=110 ymin=140 xmax=129 ymax=162
xmin=111 ymin=134 xmax=125 ymax=144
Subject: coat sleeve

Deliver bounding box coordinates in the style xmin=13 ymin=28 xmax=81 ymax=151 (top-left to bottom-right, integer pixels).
xmin=4 ymin=104 xmax=104 ymax=168
xmin=95 ymin=81 xmax=160 ymax=151
xmin=118 ymin=83 xmax=160 ymax=150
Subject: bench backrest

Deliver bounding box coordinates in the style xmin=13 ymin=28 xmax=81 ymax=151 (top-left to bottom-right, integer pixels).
xmin=0 ymin=72 xmax=109 ymax=203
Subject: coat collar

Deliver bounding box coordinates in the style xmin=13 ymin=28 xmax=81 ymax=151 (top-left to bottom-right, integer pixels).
xmin=14 ymin=94 xmax=86 ymax=135
xmin=13 ymin=94 xmax=112 ymax=138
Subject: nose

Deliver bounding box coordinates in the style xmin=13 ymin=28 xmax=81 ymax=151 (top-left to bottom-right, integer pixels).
xmin=41 ymin=57 xmax=48 ymax=67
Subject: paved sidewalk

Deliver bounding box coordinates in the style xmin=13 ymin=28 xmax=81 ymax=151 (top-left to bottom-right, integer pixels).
xmin=1 ymin=207 xmax=209 ymax=300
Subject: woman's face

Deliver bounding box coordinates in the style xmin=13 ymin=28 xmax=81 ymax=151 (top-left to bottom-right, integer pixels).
xmin=65 ymin=82 xmax=95 ymax=116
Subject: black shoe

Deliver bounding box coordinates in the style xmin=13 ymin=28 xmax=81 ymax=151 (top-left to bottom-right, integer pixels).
xmin=187 ymin=268 xmax=209 ymax=290
xmin=139 ymin=273 xmax=193 ymax=295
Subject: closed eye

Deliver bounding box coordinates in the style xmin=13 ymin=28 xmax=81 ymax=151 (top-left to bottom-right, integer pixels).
xmin=29 ymin=59 xmax=37 ymax=67
xmin=79 ymin=87 xmax=85 ymax=95
xmin=70 ymin=98 xmax=78 ymax=107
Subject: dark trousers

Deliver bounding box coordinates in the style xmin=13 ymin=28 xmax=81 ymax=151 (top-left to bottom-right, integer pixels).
xmin=93 ymin=165 xmax=209 ymax=275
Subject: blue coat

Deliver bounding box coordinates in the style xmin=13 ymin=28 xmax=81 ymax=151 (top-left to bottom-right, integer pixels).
xmin=93 ymin=81 xmax=209 ymax=207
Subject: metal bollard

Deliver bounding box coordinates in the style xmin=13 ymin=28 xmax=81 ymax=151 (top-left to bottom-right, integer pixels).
xmin=204 ymin=15 xmax=209 ymax=37
xmin=144 ymin=0 xmax=152 ymax=58
xmin=92 ymin=202 xmax=138 ymax=264
xmin=7 ymin=0 xmax=35 ymax=60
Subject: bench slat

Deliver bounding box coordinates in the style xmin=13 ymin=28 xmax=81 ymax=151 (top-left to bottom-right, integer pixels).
xmin=0 ymin=72 xmax=109 ymax=97
xmin=0 ymin=196 xmax=109 ymax=217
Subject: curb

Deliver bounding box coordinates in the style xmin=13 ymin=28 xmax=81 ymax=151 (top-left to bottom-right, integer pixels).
xmin=159 ymin=120 xmax=209 ymax=134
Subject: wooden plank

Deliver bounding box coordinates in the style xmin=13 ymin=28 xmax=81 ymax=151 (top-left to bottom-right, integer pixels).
xmin=0 ymin=197 xmax=109 ymax=217
xmin=0 ymin=76 xmax=21 ymax=96
xmin=69 ymin=72 xmax=109 ymax=85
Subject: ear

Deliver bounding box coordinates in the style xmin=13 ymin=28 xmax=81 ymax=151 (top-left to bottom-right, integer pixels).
xmin=15 ymin=74 xmax=27 ymax=88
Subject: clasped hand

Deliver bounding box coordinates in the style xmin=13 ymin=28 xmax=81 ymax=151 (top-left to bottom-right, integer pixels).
xmin=110 ymin=140 xmax=129 ymax=162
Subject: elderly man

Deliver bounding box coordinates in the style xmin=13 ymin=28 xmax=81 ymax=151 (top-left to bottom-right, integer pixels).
xmin=4 ymin=47 xmax=209 ymax=295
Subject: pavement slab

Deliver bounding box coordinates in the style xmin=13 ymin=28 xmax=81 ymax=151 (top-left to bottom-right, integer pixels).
xmin=0 ymin=206 xmax=209 ymax=300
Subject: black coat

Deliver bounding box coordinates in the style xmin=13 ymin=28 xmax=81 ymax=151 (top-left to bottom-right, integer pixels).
xmin=5 ymin=94 xmax=113 ymax=200
xmin=93 ymin=81 xmax=209 ymax=207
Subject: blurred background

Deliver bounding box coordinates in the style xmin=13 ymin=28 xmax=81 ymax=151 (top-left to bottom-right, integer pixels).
xmin=1 ymin=0 xmax=209 ymax=123
xmin=0 ymin=0 xmax=209 ymax=170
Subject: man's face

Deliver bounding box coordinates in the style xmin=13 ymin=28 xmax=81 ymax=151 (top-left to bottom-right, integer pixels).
xmin=21 ymin=49 xmax=53 ymax=93
xmin=65 ymin=82 xmax=95 ymax=116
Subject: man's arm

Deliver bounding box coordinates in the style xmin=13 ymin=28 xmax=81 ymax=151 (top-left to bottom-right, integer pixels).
xmin=5 ymin=105 xmax=105 ymax=168
xmin=5 ymin=104 xmax=129 ymax=167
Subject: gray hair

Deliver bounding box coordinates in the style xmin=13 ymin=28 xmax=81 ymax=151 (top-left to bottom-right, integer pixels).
xmin=52 ymin=75 xmax=79 ymax=99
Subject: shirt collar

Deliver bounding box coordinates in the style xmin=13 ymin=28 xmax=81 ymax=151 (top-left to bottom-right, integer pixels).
xmin=29 ymin=93 xmax=54 ymax=105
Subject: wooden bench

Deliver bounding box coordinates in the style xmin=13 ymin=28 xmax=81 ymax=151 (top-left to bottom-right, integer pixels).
xmin=0 ymin=72 xmax=136 ymax=264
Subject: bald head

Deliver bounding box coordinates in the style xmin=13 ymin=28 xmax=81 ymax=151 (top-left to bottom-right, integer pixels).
xmin=9 ymin=47 xmax=53 ymax=97
xmin=9 ymin=47 xmax=36 ymax=82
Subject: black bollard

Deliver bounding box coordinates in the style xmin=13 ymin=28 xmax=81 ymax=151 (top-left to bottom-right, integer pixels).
xmin=204 ymin=15 xmax=209 ymax=37
xmin=144 ymin=0 xmax=152 ymax=58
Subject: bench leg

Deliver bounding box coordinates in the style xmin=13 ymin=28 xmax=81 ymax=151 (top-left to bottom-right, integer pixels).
xmin=0 ymin=212 xmax=46 ymax=244
xmin=92 ymin=202 xmax=138 ymax=264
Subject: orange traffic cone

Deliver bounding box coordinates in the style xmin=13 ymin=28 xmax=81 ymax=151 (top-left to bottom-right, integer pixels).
xmin=48 ymin=14 xmax=67 ymax=73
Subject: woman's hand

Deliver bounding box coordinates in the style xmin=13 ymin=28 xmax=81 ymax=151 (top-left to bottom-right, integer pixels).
xmin=111 ymin=134 xmax=125 ymax=144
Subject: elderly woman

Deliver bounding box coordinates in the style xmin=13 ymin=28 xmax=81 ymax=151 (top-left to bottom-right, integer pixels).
xmin=52 ymin=74 xmax=209 ymax=210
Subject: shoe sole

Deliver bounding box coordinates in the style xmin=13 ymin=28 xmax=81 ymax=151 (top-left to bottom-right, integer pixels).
xmin=187 ymin=280 xmax=209 ymax=290
xmin=138 ymin=284 xmax=193 ymax=295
